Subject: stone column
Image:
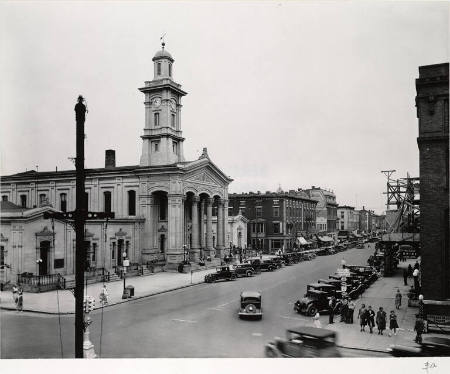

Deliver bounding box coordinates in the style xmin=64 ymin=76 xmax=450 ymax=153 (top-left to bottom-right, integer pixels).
xmin=167 ymin=194 xmax=184 ymax=265
xmin=216 ymin=199 xmax=224 ymax=258
xmin=200 ymin=199 xmax=206 ymax=258
xmin=142 ymin=196 xmax=154 ymax=256
xmin=190 ymin=196 xmax=200 ymax=262
xmin=223 ymin=199 xmax=229 ymax=253
xmin=206 ymin=197 xmax=213 ymax=257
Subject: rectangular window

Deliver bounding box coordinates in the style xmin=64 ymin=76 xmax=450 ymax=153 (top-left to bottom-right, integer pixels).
xmin=171 ymin=113 xmax=176 ymax=127
xmin=128 ymin=190 xmax=136 ymax=216
xmin=273 ymin=206 xmax=280 ymax=217
xmin=273 ymin=199 xmax=279 ymax=205
xmin=112 ymin=242 xmax=116 ymax=259
xmin=104 ymin=191 xmax=112 ymax=213
xmin=39 ymin=194 xmax=46 ymax=206
xmin=92 ymin=243 xmax=97 ymax=262
xmin=0 ymin=246 xmax=4 ymax=266
xmin=157 ymin=62 xmax=161 ymax=75
xmin=273 ymin=223 xmax=280 ymax=234
xmin=258 ymin=223 xmax=264 ymax=233
xmin=256 ymin=206 xmax=262 ymax=217
xmin=20 ymin=194 xmax=27 ymax=208
xmin=154 ymin=112 xmax=160 ymax=126
xmin=54 ymin=259 xmax=64 ymax=269
xmin=172 ymin=141 xmax=178 ymax=154
xmin=239 ymin=200 xmax=246 ymax=206
xmin=1 ymin=195 xmax=7 ymax=202
xmin=169 ymin=63 xmax=172 ymax=77
xmin=60 ymin=193 xmax=67 ymax=212
xmin=251 ymin=223 xmax=256 ymax=233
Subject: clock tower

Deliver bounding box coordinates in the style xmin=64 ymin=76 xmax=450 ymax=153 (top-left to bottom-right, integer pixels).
xmin=139 ymin=42 xmax=187 ymax=166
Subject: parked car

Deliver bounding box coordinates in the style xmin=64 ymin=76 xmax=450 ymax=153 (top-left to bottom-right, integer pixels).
xmin=238 ymin=291 xmax=263 ymax=320
xmin=266 ymin=255 xmax=283 ymax=268
xmin=233 ymin=263 xmax=257 ymax=277
xmin=204 ymin=266 xmax=236 ymax=283
xmin=294 ymin=283 xmax=340 ymax=316
xmin=356 ymin=242 xmax=365 ymax=249
xmin=265 ymin=326 xmax=341 ymax=358
xmin=245 ymin=258 xmax=276 ymax=272
xmin=388 ymin=336 xmax=450 ymax=357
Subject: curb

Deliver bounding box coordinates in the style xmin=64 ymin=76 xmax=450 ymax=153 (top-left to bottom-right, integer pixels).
xmin=0 ymin=280 xmax=205 ymax=316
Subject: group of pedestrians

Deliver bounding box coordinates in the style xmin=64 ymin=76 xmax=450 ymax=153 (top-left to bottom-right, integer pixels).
xmin=355 ymin=304 xmax=399 ymax=336
xmin=11 ymin=284 xmax=24 ymax=312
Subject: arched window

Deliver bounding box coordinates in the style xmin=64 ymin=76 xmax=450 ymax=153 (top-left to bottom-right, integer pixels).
xmin=157 ymin=62 xmax=161 ymax=75
xmin=104 ymin=191 xmax=112 ymax=213
xmin=60 ymin=193 xmax=67 ymax=212
xmin=169 ymin=63 xmax=172 ymax=77
xmin=128 ymin=190 xmax=136 ymax=216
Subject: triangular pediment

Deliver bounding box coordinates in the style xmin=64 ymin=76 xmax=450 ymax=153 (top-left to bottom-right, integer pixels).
xmin=180 ymin=158 xmax=233 ymax=185
xmin=186 ymin=170 xmax=221 ymax=186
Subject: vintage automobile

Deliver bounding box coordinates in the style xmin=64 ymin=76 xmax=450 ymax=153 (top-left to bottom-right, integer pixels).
xmin=204 ymin=266 xmax=236 ymax=283
xmin=245 ymin=258 xmax=276 ymax=272
xmin=344 ymin=265 xmax=378 ymax=284
xmin=387 ymin=336 xmax=450 ymax=357
xmin=356 ymin=241 xmax=365 ymax=249
xmin=266 ymin=255 xmax=283 ymax=268
xmin=238 ymin=291 xmax=263 ymax=319
xmin=294 ymin=283 xmax=340 ymax=316
xmin=265 ymin=326 xmax=341 ymax=358
xmin=233 ymin=263 xmax=257 ymax=277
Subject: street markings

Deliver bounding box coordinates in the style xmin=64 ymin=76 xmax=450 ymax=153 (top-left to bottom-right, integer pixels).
xmin=172 ymin=318 xmax=197 ymax=324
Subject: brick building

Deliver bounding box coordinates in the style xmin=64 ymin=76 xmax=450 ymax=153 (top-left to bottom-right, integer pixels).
xmin=305 ymin=187 xmax=338 ymax=238
xmin=228 ymin=190 xmax=317 ymax=253
xmin=415 ymin=63 xmax=449 ymax=323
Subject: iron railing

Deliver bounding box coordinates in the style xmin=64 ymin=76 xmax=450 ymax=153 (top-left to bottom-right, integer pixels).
xmin=18 ymin=273 xmax=66 ymax=288
xmin=85 ymin=267 xmax=110 ymax=282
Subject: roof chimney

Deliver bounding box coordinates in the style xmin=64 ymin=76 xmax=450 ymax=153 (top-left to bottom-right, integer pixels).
xmin=105 ymin=149 xmax=116 ymax=169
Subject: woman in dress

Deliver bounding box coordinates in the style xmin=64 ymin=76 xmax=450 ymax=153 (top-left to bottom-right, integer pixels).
xmin=389 ymin=310 xmax=399 ymax=336
xmin=376 ymin=307 xmax=387 ymax=335
xmin=358 ymin=304 xmax=367 ymax=332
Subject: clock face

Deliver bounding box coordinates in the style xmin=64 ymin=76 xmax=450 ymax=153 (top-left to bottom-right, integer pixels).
xmin=170 ymin=101 xmax=176 ymax=111
xmin=153 ymin=97 xmax=161 ymax=107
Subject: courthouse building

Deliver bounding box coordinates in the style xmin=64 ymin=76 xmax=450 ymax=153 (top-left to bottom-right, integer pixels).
xmin=0 ymin=43 xmax=233 ymax=284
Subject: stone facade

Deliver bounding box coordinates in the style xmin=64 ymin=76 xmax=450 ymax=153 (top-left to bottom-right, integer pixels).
xmin=337 ymin=205 xmax=359 ymax=232
xmin=0 ymin=44 xmax=232 ymax=283
xmin=415 ymin=63 xmax=449 ymax=303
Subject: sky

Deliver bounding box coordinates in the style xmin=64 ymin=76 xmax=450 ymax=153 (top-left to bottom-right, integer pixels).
xmin=0 ymin=1 xmax=448 ymax=215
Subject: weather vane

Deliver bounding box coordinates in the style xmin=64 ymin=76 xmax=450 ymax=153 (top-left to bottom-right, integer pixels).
xmin=160 ymin=33 xmax=166 ymax=48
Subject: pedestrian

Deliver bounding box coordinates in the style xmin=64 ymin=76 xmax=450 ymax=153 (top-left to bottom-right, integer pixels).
xmin=367 ymin=306 xmax=375 ymax=334
xmin=99 ymin=284 xmax=109 ymax=306
xmin=348 ymin=300 xmax=356 ymax=324
xmin=413 ymin=268 xmax=420 ymax=294
xmin=414 ymin=315 xmax=425 ymax=344
xmin=389 ymin=310 xmax=399 ymax=336
xmin=313 ymin=312 xmax=322 ymax=328
xmin=408 ymin=264 xmax=413 ymax=278
xmin=16 ymin=287 xmax=23 ymax=312
xmin=358 ymin=304 xmax=367 ymax=332
xmin=395 ymin=289 xmax=402 ymax=310
xmin=12 ymin=284 xmax=19 ymax=306
xmin=328 ymin=296 xmax=336 ymax=324
xmin=376 ymin=307 xmax=387 ymax=335
xmin=414 ymin=261 xmax=420 ymax=270
xmin=403 ymin=268 xmax=408 ymax=286
xmin=340 ymin=298 xmax=348 ymax=322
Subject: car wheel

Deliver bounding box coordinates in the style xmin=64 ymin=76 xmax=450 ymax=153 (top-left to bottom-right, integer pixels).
xmin=265 ymin=346 xmax=280 ymax=358
xmin=246 ymin=270 xmax=253 ymax=277
xmin=307 ymin=306 xmax=318 ymax=317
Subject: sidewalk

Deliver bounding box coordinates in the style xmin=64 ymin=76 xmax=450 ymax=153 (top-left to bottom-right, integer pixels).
xmin=0 ymin=268 xmax=216 ymax=314
xmin=323 ymin=258 xmax=433 ymax=352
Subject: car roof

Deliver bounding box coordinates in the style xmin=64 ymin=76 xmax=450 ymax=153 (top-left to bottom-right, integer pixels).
xmin=309 ymin=283 xmax=335 ymax=288
xmin=241 ymin=291 xmax=261 ymax=298
xmin=288 ymin=326 xmax=336 ymax=338
xmin=307 ymin=290 xmax=328 ymax=295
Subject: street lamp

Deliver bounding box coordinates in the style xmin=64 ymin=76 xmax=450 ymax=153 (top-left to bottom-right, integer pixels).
xmin=121 ymin=251 xmax=129 ymax=299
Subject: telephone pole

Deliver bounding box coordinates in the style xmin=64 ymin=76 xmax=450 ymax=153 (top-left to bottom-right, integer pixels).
xmin=44 ymin=96 xmax=114 ymax=358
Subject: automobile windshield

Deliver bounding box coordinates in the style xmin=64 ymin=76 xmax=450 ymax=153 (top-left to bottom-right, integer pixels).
xmin=241 ymin=298 xmax=261 ymax=307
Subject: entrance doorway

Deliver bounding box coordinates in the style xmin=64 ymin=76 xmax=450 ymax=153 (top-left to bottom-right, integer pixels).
xmin=117 ymin=239 xmax=124 ymax=266
xmin=39 ymin=241 xmax=50 ymax=275
xmin=160 ymin=235 xmax=166 ymax=253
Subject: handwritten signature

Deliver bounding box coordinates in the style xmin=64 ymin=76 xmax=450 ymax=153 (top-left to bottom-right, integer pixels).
xmin=423 ymin=361 xmax=437 ymax=373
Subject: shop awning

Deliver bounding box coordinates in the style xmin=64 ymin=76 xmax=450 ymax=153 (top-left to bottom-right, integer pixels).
xmin=297 ymin=237 xmax=309 ymax=245
xmin=317 ymin=236 xmax=334 ymax=242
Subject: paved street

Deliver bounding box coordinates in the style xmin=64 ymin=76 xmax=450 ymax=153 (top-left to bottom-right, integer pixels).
xmin=1 ymin=246 xmax=376 ymax=358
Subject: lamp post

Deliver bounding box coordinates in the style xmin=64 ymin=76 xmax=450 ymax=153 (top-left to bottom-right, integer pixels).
xmin=121 ymin=252 xmax=129 ymax=299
